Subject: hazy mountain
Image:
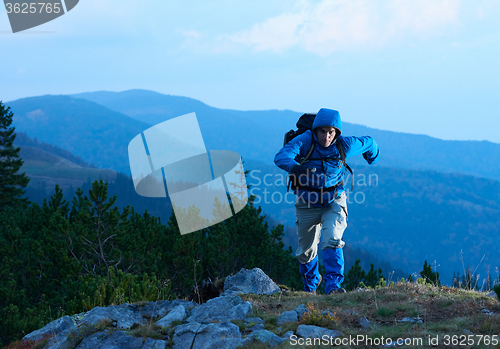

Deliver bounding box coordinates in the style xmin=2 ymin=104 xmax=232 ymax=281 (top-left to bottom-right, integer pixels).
xmin=8 ymin=95 xmax=151 ymax=175
xmin=73 ymin=89 xmax=500 ymax=182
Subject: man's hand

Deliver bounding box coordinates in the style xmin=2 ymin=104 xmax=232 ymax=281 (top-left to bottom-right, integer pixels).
xmin=291 ymin=164 xmax=310 ymax=176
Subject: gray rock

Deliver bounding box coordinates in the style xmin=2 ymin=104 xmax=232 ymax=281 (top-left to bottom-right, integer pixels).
xmin=141 ymin=338 xmax=156 ymax=349
xmin=481 ymin=309 xmax=494 ymax=316
xmin=277 ymin=310 xmax=298 ymax=325
xmin=82 ymin=304 xmax=146 ymax=329
xmin=281 ymin=331 xmax=294 ymax=339
xmin=486 ymin=291 xmax=497 ymax=298
xmin=359 ymin=317 xmax=371 ymax=329
xmin=140 ymin=337 xmax=167 ymax=349
xmin=245 ymin=317 xmax=264 ymax=324
xmin=294 ymin=304 xmax=309 ymax=320
xmin=156 ymin=305 xmax=187 ymax=327
xmin=398 ymin=317 xmax=423 ymax=323
xmin=152 ymin=340 xmax=167 ymax=349
xmin=74 ymin=331 xmax=109 ymax=349
xmin=246 ymin=330 xmax=287 ymax=347
xmin=173 ymin=322 xmax=243 ymax=349
xmin=187 ymin=295 xmax=253 ymax=323
xmin=139 ymin=300 xmax=172 ymax=319
xmin=75 ymin=330 xmax=143 ymax=349
xmin=296 ymin=324 xmax=343 ymax=340
xmin=23 ymin=315 xmax=75 ymax=342
xmin=173 ymin=322 xmax=207 ymax=348
xmin=45 ymin=324 xmax=90 ymax=349
xmin=136 ymin=300 xmax=196 ymax=320
xmin=223 ymin=268 xmax=280 ymax=295
xmin=193 ymin=322 xmax=243 ymax=349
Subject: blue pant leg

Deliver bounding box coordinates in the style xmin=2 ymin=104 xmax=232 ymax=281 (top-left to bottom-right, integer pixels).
xmin=323 ymin=247 xmax=344 ymax=294
xmin=298 ymin=254 xmax=320 ymax=293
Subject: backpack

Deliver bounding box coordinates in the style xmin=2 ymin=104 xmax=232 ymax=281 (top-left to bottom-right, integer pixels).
xmin=283 ymin=113 xmax=354 ymax=192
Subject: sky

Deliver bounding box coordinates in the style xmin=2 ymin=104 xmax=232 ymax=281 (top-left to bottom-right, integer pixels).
xmin=1 ymin=0 xmax=500 ymax=143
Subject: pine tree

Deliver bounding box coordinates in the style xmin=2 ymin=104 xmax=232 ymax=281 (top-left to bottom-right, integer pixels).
xmin=343 ymin=259 xmax=366 ymax=291
xmin=420 ymin=260 xmax=440 ymax=286
xmin=0 ymin=102 xmax=30 ymax=210
xmin=70 ymin=180 xmax=130 ymax=277
xmin=364 ymin=263 xmax=384 ymax=287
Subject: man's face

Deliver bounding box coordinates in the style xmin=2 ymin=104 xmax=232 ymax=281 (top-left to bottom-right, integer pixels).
xmin=315 ymin=126 xmax=336 ymax=147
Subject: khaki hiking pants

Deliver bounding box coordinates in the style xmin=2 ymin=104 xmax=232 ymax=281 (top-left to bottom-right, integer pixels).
xmin=294 ymin=192 xmax=348 ymax=265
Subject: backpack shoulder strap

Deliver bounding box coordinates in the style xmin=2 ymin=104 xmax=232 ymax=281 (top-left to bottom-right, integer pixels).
xmin=336 ymin=140 xmax=354 ymax=191
xmin=300 ymin=136 xmax=315 ymax=165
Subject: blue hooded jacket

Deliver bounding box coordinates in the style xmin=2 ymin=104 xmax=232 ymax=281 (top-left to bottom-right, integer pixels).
xmin=274 ymin=108 xmax=380 ymax=207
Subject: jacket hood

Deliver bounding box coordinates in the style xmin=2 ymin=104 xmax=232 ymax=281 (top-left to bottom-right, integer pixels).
xmin=312 ymin=108 xmax=342 ymax=142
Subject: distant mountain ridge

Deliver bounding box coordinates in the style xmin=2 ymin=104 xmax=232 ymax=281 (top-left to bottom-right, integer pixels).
xmin=73 ymin=89 xmax=500 ymax=182
xmin=9 ymin=95 xmax=151 ymax=175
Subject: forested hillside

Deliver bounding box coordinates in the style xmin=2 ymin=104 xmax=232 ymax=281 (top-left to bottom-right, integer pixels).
xmin=0 ymin=181 xmax=301 ymax=346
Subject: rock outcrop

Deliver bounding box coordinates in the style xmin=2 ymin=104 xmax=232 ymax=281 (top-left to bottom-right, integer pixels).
xmin=20 ymin=267 xmax=343 ymax=349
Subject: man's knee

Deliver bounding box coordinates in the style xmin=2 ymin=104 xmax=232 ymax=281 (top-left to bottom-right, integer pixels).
xmin=296 ymin=249 xmax=318 ymax=264
xmin=322 ymin=238 xmax=345 ymax=250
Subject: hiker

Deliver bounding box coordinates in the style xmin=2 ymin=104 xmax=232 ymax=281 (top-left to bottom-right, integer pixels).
xmin=274 ymin=108 xmax=379 ymax=294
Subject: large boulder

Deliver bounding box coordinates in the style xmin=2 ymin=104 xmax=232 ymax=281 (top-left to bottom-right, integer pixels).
xmin=243 ymin=330 xmax=287 ymax=347
xmin=75 ymin=330 xmax=143 ymax=349
xmin=187 ymin=295 xmax=253 ymax=323
xmin=296 ymin=324 xmax=343 ymax=340
xmin=139 ymin=299 xmax=196 ymax=319
xmin=156 ymin=305 xmax=187 ymax=327
xmin=22 ymin=315 xmax=75 ymax=343
xmin=81 ymin=303 xmax=146 ymax=329
xmin=277 ymin=310 xmax=299 ymax=325
xmin=173 ymin=322 xmax=243 ymax=349
xmin=223 ymin=268 xmax=280 ymax=295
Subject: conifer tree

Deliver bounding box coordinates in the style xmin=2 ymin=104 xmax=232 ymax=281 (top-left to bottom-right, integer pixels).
xmin=343 ymin=259 xmax=366 ymax=291
xmin=70 ymin=180 xmax=130 ymax=277
xmin=420 ymin=260 xmax=440 ymax=286
xmin=0 ymin=102 xmax=29 ymax=210
xmin=364 ymin=263 xmax=384 ymax=287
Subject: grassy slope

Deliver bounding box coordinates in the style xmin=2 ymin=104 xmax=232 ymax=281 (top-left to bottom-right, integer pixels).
xmin=240 ymin=283 xmax=500 ymax=349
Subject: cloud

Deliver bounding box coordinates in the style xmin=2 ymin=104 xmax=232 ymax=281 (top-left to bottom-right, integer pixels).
xmin=225 ymin=0 xmax=462 ymax=55
xmin=181 ymin=30 xmax=203 ymax=39
xmin=230 ymin=12 xmax=305 ymax=52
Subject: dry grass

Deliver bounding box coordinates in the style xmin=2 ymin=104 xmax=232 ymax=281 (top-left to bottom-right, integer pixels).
xmin=7 ymin=284 xmax=497 ymax=349
xmin=239 ymin=282 xmax=500 ymax=349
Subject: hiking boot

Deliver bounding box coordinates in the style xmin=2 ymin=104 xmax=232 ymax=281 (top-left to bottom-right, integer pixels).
xmin=328 ymin=287 xmax=346 ymax=295
xmin=308 ymin=274 xmax=322 ymax=295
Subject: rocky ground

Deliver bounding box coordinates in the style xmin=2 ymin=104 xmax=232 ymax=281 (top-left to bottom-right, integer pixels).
xmin=10 ymin=268 xmax=500 ymax=349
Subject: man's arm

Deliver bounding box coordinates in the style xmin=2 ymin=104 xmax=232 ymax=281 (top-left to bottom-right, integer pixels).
xmin=342 ymin=136 xmax=380 ymax=164
xmin=274 ymin=131 xmax=312 ymax=172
